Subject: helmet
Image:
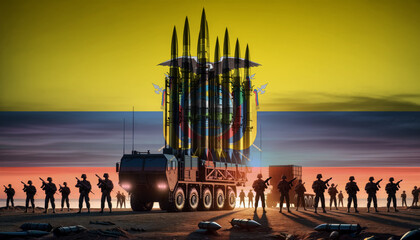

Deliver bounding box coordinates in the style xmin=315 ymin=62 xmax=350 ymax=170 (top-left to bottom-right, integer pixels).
xmin=257 ymin=173 xmax=262 ymax=179
xmin=331 ymin=183 xmax=335 ymax=186
xmin=103 ymin=173 xmax=109 ymax=178
xmin=349 ymin=176 xmax=355 ymax=181
xmin=47 ymin=177 xmax=52 ymax=181
xmin=369 ymin=176 xmax=374 ymax=181
xmin=316 ymin=174 xmax=322 ymax=179
xmin=298 ymin=179 xmax=302 ymax=183
xmin=389 ymin=177 xmax=394 ymax=182
xmin=28 ymin=180 xmax=32 ymax=184
xmin=415 ymin=186 xmax=418 ymax=189
xmin=282 ymin=175 xmax=287 ymax=180
xmin=63 ymin=182 xmax=67 ymax=185
xmin=8 ymin=184 xmax=11 ymax=187
xmin=81 ymin=174 xmax=87 ymax=178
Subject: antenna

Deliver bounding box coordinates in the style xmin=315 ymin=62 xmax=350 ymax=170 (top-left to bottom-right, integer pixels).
xmin=132 ymin=106 xmax=134 ymax=152
xmin=123 ymin=118 xmax=126 ymax=154
xmin=260 ymin=123 xmax=262 ymax=174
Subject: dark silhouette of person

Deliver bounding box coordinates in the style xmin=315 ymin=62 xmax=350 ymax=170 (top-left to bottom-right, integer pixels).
xmin=295 ymin=180 xmax=306 ymax=211
xmin=239 ymin=189 xmax=245 ymax=208
xmin=42 ymin=177 xmax=57 ymax=214
xmin=248 ymin=190 xmax=254 ymax=208
xmin=116 ymin=191 xmax=122 ymax=208
xmin=121 ymin=192 xmax=126 ymax=208
xmin=76 ymin=174 xmax=91 ymax=213
xmin=60 ymin=182 xmax=71 ymax=211
xmin=412 ymin=186 xmax=419 ymax=207
xmin=345 ymin=176 xmax=359 ymax=213
xmin=385 ymin=177 xmax=399 ymax=212
xmin=98 ymin=173 xmax=114 ymax=213
xmin=312 ymin=174 xmax=328 ymax=213
xmin=4 ymin=184 xmax=15 ymax=209
xmin=328 ymin=183 xmax=338 ymax=210
xmin=277 ymin=175 xmax=293 ymax=213
xmin=23 ymin=180 xmax=36 ymax=213
xmin=338 ymin=191 xmax=344 ymax=207
xmin=252 ymin=173 xmax=267 ymax=213
xmin=365 ymin=176 xmax=379 ymax=212
xmin=401 ymin=191 xmax=407 ymax=207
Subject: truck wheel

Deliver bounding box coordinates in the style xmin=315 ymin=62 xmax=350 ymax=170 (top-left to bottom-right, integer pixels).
xmin=214 ymin=188 xmax=225 ymax=210
xmin=225 ymin=188 xmax=236 ymax=210
xmin=187 ymin=188 xmax=199 ymax=211
xmin=200 ymin=188 xmax=212 ymax=211
xmin=130 ymin=193 xmax=145 ymax=211
xmin=174 ymin=187 xmax=185 ymax=211
xmin=143 ymin=201 xmax=153 ymax=211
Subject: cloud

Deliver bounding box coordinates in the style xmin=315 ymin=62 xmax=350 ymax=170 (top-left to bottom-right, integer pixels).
xmin=265 ymin=92 xmax=420 ymax=111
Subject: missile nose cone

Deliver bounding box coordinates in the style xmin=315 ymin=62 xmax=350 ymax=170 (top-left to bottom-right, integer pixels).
xmin=245 ymin=44 xmax=250 ymax=68
xmin=234 ymin=38 xmax=240 ymax=59
xmin=314 ymin=223 xmax=327 ymax=231
xmin=183 ymin=17 xmax=190 ymax=48
xmin=230 ymin=218 xmax=261 ymax=229
xmin=171 ymin=26 xmax=178 ymax=58
xmin=223 ymin=28 xmax=230 ymax=56
xmin=198 ymin=221 xmax=221 ymax=231
xmin=214 ymin=37 xmax=220 ymax=63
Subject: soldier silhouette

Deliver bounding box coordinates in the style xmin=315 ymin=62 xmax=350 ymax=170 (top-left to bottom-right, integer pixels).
xmin=312 ymin=174 xmax=330 ymax=213
xmin=365 ymin=176 xmax=379 ymax=212
xmin=76 ymin=174 xmax=91 ymax=213
xmin=239 ymin=189 xmax=246 ymax=208
xmin=23 ymin=180 xmax=36 ymax=213
xmin=98 ymin=173 xmax=114 ymax=213
xmin=4 ymin=184 xmax=15 ymax=209
xmin=60 ymin=182 xmax=71 ymax=211
xmin=248 ymin=190 xmax=254 ymax=208
xmin=338 ymin=191 xmax=344 ymax=207
xmin=295 ymin=179 xmax=306 ymax=211
xmin=277 ymin=175 xmax=295 ymax=213
xmin=116 ymin=191 xmax=122 ymax=208
xmin=121 ymin=192 xmax=126 ymax=208
xmin=412 ymin=186 xmax=419 ymax=207
xmin=252 ymin=173 xmax=267 ymax=213
xmin=328 ymin=183 xmax=338 ymax=210
xmin=345 ymin=176 xmax=359 ymax=213
xmin=401 ymin=191 xmax=407 ymax=207
xmin=385 ymin=177 xmax=400 ymax=212
xmin=41 ymin=177 xmax=57 ymax=214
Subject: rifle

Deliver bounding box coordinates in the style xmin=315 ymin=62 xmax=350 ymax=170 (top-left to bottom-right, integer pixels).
xmin=3 ymin=185 xmax=7 ymax=193
xmin=39 ymin=177 xmax=56 ymax=194
xmin=376 ymin=179 xmax=383 ymax=188
xmin=21 ymin=181 xmax=28 ymax=191
xmin=324 ymin=177 xmax=333 ymax=187
xmin=76 ymin=177 xmax=94 ymax=195
xmin=59 ymin=184 xmax=63 ymax=192
xmin=288 ymin=177 xmax=297 ymax=186
xmin=264 ymin=177 xmax=272 ymax=186
xmin=396 ymin=179 xmax=403 ymax=188
xmin=96 ymin=174 xmax=113 ymax=192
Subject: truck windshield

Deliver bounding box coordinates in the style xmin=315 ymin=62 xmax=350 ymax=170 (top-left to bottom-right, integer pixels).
xmin=120 ymin=157 xmax=144 ymax=172
xmin=144 ymin=157 xmax=166 ymax=171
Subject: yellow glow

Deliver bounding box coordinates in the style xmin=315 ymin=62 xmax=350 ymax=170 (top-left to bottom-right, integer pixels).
xmin=1 ymin=0 xmax=420 ymax=111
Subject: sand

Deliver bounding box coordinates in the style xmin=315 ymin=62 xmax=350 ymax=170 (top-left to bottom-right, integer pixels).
xmin=0 ymin=206 xmax=419 ymax=239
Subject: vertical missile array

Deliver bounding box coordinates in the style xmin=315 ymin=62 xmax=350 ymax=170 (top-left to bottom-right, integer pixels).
xmin=165 ymin=9 xmax=255 ymax=165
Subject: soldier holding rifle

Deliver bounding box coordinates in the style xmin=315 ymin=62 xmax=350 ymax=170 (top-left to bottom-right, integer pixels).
xmin=277 ymin=175 xmax=296 ymax=213
xmin=328 ymin=183 xmax=338 ymax=210
xmin=312 ymin=174 xmax=331 ymax=213
xmin=22 ymin=180 xmax=36 ymax=213
xmin=40 ymin=177 xmax=57 ymax=213
xmin=97 ymin=173 xmax=114 ymax=213
xmin=386 ymin=177 xmax=402 ymax=212
xmin=345 ymin=176 xmax=360 ymax=213
xmin=365 ymin=176 xmax=381 ymax=213
xmin=4 ymin=184 xmax=15 ymax=209
xmin=252 ymin=173 xmax=270 ymax=213
xmin=75 ymin=174 xmax=92 ymax=213
xmin=295 ymin=180 xmax=306 ymax=211
xmin=59 ymin=182 xmax=71 ymax=211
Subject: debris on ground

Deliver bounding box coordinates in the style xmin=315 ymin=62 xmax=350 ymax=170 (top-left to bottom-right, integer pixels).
xmin=230 ymin=218 xmax=261 ymax=229
xmin=89 ymin=220 xmax=116 ymax=225
xmin=20 ymin=222 xmax=53 ymax=232
xmin=53 ymin=225 xmax=87 ymax=236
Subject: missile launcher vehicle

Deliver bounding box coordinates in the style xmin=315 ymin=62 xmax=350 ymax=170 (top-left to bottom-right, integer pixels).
xmin=117 ymin=9 xmax=261 ymax=212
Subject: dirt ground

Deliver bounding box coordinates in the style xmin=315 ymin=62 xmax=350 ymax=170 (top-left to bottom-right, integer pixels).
xmin=0 ymin=206 xmax=419 ymax=239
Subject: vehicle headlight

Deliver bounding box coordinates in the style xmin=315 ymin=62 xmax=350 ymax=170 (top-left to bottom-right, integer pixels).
xmin=157 ymin=183 xmax=167 ymax=190
xmin=121 ymin=183 xmax=131 ymax=191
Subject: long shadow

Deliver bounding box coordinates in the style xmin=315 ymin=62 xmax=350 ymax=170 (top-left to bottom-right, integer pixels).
xmin=375 ymin=212 xmax=420 ymax=222
xmin=281 ymin=212 xmax=318 ymax=229
xmin=207 ymin=209 xmax=245 ymax=222
xmin=298 ymin=210 xmax=345 ymax=224
xmin=332 ymin=211 xmax=419 ymax=229
xmin=253 ymin=212 xmax=270 ymax=228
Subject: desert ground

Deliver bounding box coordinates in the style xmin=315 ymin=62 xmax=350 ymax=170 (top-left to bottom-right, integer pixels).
xmin=0 ymin=206 xmax=419 ymax=239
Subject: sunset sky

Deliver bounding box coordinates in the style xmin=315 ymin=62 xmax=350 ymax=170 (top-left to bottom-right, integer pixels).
xmin=1 ymin=0 xmax=419 ymax=198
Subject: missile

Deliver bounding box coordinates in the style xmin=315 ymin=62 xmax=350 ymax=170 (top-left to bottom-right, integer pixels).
xmin=232 ymin=39 xmax=241 ymax=164
xmin=20 ymin=223 xmax=53 ymax=232
xmin=53 ymin=225 xmax=87 ymax=236
xmin=169 ymin=26 xmax=179 ymax=152
xmin=401 ymin=228 xmax=420 ymax=240
xmin=213 ymin=37 xmax=221 ymax=160
xmin=221 ymin=28 xmax=231 ymax=162
xmin=198 ymin=221 xmax=222 ymax=231
xmin=242 ymin=45 xmax=251 ymax=162
xmin=181 ymin=17 xmax=191 ymax=155
xmin=314 ymin=223 xmax=362 ymax=234
xmin=230 ymin=218 xmax=261 ymax=229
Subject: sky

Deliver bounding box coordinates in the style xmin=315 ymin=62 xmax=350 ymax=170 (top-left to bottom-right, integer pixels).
xmin=1 ymin=0 xmax=420 ymax=111
xmin=1 ymin=112 xmax=419 ymax=167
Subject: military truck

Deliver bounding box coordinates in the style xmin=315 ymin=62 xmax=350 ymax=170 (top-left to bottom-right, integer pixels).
xmin=266 ymin=165 xmax=302 ymax=208
xmin=116 ymin=150 xmax=247 ymax=212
